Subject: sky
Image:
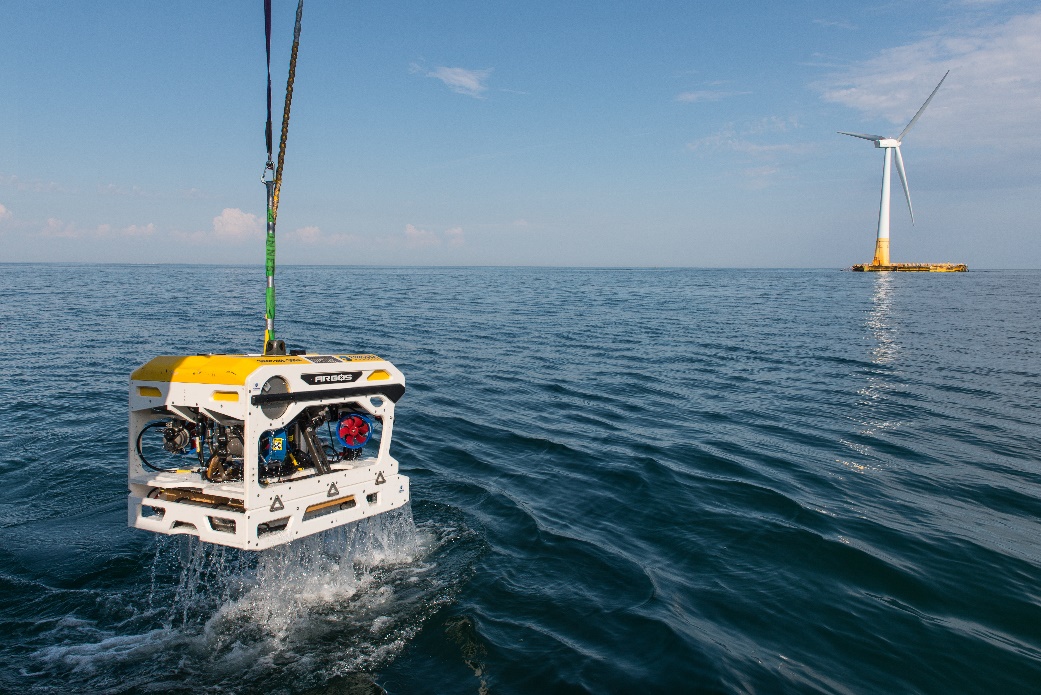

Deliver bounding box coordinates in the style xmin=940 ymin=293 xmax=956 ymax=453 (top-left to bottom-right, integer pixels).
xmin=1 ymin=0 xmax=1039 ymax=267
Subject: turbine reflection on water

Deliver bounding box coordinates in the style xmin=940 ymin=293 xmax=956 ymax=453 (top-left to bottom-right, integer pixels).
xmin=859 ymin=273 xmax=903 ymax=432
xmin=867 ymin=273 xmax=896 ymax=365
xmin=840 ymin=273 xmax=902 ymax=466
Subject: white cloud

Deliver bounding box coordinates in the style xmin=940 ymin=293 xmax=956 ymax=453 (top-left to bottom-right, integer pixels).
xmin=403 ymin=224 xmax=464 ymax=248
xmin=813 ymin=18 xmax=857 ymax=30
xmin=676 ymin=90 xmax=749 ymax=103
xmin=416 ymin=65 xmax=493 ymax=98
xmin=35 ymin=218 xmax=155 ymax=239
xmin=294 ymin=226 xmax=322 ymax=243
xmin=404 ymin=223 xmax=440 ymax=248
xmin=744 ymin=166 xmax=781 ymax=190
xmin=0 ymin=173 xmax=67 ymax=194
xmin=97 ymin=183 xmax=149 ymax=197
xmin=746 ymin=116 xmax=800 ymax=135
xmin=121 ymin=223 xmax=155 ymax=237
xmin=212 ymin=208 xmax=262 ymax=240
xmin=41 ymin=218 xmax=79 ymax=238
xmin=291 ymin=226 xmax=358 ymax=245
xmin=181 ymin=188 xmax=213 ymax=200
xmin=444 ymin=226 xmax=464 ymax=246
xmin=0 ymin=203 xmax=11 ymax=223
xmin=820 ymin=11 xmax=1041 ymax=151
xmin=687 ymin=121 xmax=810 ymax=156
xmin=687 ymin=119 xmax=812 ymax=187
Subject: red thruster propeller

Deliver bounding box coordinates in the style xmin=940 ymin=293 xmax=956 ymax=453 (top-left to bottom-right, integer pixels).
xmin=337 ymin=414 xmax=374 ymax=449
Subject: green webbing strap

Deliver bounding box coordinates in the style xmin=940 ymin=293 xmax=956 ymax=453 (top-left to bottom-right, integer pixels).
xmin=264 ymin=181 xmax=276 ymax=348
xmin=263 ymin=0 xmax=304 ymax=353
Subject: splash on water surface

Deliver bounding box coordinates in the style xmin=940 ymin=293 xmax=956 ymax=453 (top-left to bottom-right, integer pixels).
xmin=28 ymin=504 xmax=482 ymax=693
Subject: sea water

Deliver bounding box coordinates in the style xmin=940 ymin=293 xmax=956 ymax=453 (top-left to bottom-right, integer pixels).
xmin=0 ymin=265 xmax=1039 ymax=693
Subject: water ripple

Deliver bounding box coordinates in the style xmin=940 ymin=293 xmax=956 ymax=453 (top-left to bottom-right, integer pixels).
xmin=1 ymin=266 xmax=1040 ymax=693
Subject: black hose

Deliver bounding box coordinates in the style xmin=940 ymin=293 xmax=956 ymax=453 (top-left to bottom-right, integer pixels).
xmin=135 ymin=421 xmax=184 ymax=472
xmin=325 ymin=417 xmax=338 ymax=456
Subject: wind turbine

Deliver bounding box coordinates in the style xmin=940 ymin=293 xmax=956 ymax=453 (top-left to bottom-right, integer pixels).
xmin=840 ymin=71 xmax=949 ymax=267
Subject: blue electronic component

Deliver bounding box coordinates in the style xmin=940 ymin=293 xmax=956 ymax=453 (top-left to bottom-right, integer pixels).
xmin=260 ymin=429 xmax=288 ymax=462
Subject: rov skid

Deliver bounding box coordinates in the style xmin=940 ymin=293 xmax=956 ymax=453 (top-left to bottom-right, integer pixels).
xmin=128 ymin=353 xmax=408 ymax=550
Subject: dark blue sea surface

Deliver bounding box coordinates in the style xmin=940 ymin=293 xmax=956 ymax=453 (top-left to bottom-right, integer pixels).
xmin=1 ymin=265 xmax=1039 ymax=694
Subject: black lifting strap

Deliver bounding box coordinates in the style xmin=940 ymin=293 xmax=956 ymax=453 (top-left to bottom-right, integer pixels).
xmin=264 ymin=0 xmax=274 ymax=165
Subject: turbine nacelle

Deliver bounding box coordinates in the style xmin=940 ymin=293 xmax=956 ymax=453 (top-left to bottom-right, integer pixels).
xmin=836 ymin=133 xmax=902 ymax=148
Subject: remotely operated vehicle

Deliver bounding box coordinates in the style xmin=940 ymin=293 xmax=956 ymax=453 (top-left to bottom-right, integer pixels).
xmin=127 ymin=1 xmax=409 ymax=549
xmin=128 ymin=353 xmax=408 ymax=550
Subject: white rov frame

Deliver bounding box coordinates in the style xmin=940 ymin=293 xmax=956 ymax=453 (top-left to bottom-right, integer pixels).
xmin=128 ymin=354 xmax=409 ymax=550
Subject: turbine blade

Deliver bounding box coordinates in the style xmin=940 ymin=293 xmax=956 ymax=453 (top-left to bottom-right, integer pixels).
xmin=893 ymin=146 xmax=914 ymax=226
xmin=838 ymin=131 xmax=885 ymax=141
xmin=898 ymin=70 xmax=950 ymax=142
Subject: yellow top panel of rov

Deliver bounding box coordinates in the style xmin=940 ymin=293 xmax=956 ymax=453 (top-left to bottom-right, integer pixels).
xmin=131 ymin=354 xmax=383 ymax=386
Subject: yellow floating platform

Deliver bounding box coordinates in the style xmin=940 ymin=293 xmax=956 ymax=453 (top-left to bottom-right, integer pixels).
xmin=851 ymin=262 xmax=967 ymax=273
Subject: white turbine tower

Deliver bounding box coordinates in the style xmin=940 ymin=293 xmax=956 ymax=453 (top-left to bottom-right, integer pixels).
xmin=840 ymin=71 xmax=949 ymax=267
